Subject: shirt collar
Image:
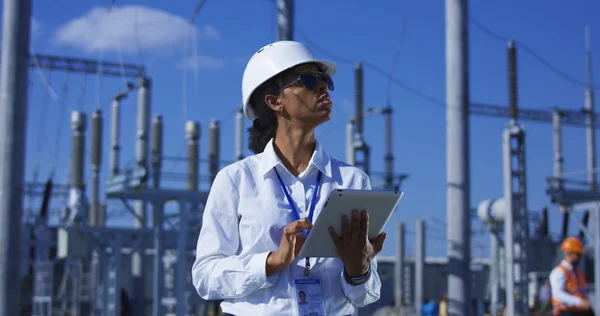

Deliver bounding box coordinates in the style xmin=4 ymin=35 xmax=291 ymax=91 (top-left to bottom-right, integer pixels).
xmin=259 ymin=138 xmax=332 ymax=178
xmin=561 ymin=260 xmax=574 ymax=270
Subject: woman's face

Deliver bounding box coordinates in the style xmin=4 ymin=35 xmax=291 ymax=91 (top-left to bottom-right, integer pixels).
xmin=270 ymin=63 xmax=333 ymax=128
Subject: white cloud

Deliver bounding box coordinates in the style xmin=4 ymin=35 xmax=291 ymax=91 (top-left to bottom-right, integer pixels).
xmin=177 ymin=55 xmax=226 ymax=70
xmin=51 ymin=5 xmax=221 ymax=54
xmin=201 ymin=25 xmax=221 ymax=41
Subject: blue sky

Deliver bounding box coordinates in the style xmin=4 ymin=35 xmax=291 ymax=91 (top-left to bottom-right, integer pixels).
xmin=16 ymin=0 xmax=600 ymax=257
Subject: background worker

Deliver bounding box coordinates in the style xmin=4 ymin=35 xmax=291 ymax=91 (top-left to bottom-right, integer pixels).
xmin=550 ymin=236 xmax=594 ymax=316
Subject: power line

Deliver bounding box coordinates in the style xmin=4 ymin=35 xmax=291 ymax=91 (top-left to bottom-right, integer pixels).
xmin=469 ymin=17 xmax=600 ymax=91
xmin=385 ymin=0 xmax=409 ymax=105
xmin=297 ymin=30 xmax=448 ymax=108
xmin=300 ymin=17 xmax=598 ymax=108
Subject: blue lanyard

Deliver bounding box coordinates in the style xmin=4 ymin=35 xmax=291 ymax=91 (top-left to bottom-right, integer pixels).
xmin=273 ymin=168 xmax=322 ymax=225
xmin=273 ymin=168 xmax=322 ymax=276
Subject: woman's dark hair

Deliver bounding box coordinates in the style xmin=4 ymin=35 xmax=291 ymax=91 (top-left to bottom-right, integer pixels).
xmin=247 ymin=71 xmax=288 ymax=154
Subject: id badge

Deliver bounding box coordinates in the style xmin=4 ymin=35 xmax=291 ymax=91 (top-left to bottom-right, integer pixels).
xmin=294 ymin=279 xmax=326 ymax=316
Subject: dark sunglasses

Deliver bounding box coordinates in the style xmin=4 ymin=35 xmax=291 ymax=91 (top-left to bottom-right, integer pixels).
xmin=278 ymin=71 xmax=334 ymax=93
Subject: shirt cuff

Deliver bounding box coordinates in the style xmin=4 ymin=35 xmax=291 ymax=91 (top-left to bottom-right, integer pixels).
xmin=248 ymin=251 xmax=281 ymax=290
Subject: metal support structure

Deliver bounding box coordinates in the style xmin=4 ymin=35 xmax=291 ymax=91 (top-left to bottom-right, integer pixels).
xmin=585 ymin=25 xmax=596 ymax=192
xmin=489 ymin=228 xmax=500 ymax=316
xmin=502 ymin=38 xmax=530 ymax=316
xmin=186 ymin=121 xmax=200 ymax=191
xmin=110 ymin=98 xmax=121 ymax=176
xmin=152 ymin=200 xmax=165 ymax=316
xmin=394 ymin=222 xmax=405 ymax=310
xmin=132 ymin=76 xmax=151 ymax=316
xmin=28 ymin=53 xmax=145 ymax=78
xmin=176 ymin=201 xmax=190 ymax=316
xmin=445 ymin=0 xmax=471 ymax=314
xmin=150 ymin=115 xmax=165 ymax=316
xmin=32 ymin=261 xmax=54 ymax=316
xmin=276 ymin=0 xmax=294 ymax=41
xmin=553 ymin=110 xmax=564 ymax=189
xmin=503 ymin=124 xmax=530 ymax=316
xmin=352 ymin=62 xmax=371 ymax=175
xmin=383 ymin=106 xmax=394 ymax=190
xmin=71 ymin=112 xmax=87 ymax=191
xmin=209 ymin=120 xmax=220 ymax=184
xmin=66 ymin=112 xmax=88 ymax=226
xmin=414 ymin=220 xmax=425 ymax=315
xmin=346 ymin=119 xmax=355 ymax=165
xmin=594 ymin=207 xmax=600 ymax=313
xmin=90 ymin=110 xmax=102 ymax=315
xmin=470 ymin=102 xmax=600 ymax=128
xmin=152 ymin=115 xmax=163 ymax=190
xmin=235 ymin=107 xmax=244 ymax=161
xmin=104 ymin=172 xmax=210 ymax=315
xmin=355 ymin=62 xmax=364 ymax=137
xmin=90 ymin=110 xmax=103 ymax=227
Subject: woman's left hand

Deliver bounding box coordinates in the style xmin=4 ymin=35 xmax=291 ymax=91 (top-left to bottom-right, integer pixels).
xmin=328 ymin=209 xmax=387 ymax=277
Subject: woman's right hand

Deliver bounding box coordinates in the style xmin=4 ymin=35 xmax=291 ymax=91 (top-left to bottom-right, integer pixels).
xmin=266 ymin=217 xmax=312 ymax=276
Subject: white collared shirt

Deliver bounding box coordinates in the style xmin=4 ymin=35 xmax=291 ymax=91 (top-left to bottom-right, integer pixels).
xmin=191 ymin=138 xmax=381 ymax=315
xmin=549 ymin=260 xmax=586 ymax=306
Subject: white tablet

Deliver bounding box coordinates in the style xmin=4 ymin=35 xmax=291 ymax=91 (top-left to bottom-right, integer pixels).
xmin=298 ymin=189 xmax=404 ymax=258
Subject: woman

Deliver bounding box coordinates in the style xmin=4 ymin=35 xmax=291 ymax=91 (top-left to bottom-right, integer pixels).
xmin=191 ymin=40 xmax=386 ymax=316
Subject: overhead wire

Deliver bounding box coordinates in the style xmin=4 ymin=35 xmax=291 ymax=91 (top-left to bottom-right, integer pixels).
xmin=469 ymin=17 xmax=600 ymax=91
xmin=296 ymin=30 xmax=448 ymax=110
xmin=385 ymin=0 xmax=409 ymax=106
xmin=301 ymin=16 xmax=596 ymax=110
xmin=163 ymin=0 xmax=210 ymax=175
xmin=50 ymin=73 xmax=71 ymax=174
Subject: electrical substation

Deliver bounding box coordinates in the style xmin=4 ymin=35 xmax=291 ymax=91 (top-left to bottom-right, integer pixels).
xmin=2 ymin=0 xmax=600 ymax=316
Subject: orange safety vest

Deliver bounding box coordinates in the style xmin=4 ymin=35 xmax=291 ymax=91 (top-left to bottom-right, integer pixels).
xmin=551 ymin=264 xmax=588 ymax=316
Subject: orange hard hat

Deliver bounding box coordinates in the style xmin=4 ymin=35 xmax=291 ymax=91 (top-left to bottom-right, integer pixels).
xmin=561 ymin=237 xmax=585 ymax=254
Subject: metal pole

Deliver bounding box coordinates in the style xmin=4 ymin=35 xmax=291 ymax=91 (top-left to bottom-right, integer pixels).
xmin=502 ymin=128 xmax=515 ymax=315
xmin=355 ymin=62 xmax=364 ymax=136
xmin=445 ymin=0 xmax=471 ymax=314
xmin=384 ymin=106 xmax=394 ymax=190
xmin=176 ymin=201 xmax=190 ymax=316
xmin=151 ymin=115 xmax=163 ymax=190
xmin=276 ymin=0 xmax=294 ymax=41
xmin=0 ymin=0 xmax=31 ymax=313
xmin=152 ymin=201 xmax=165 ymax=316
xmin=209 ymin=120 xmax=220 ymax=184
xmin=415 ymin=220 xmax=425 ymax=315
xmin=235 ymin=107 xmax=244 ymax=161
xmin=508 ymin=40 xmax=518 ymax=121
xmin=71 ymin=112 xmax=86 ymax=191
xmin=110 ymin=98 xmax=121 ymax=176
xmin=395 ymin=222 xmax=405 ymax=310
xmin=553 ymin=110 xmax=563 ymax=188
xmin=90 ymin=110 xmax=102 ymax=227
xmin=585 ymin=25 xmax=596 ymax=191
xmin=594 ymin=206 xmax=600 ymax=312
xmin=133 ymin=76 xmax=151 ymax=316
xmin=489 ymin=228 xmax=499 ymax=316
xmin=346 ymin=120 xmax=355 ymax=164
xmin=187 ymin=121 xmax=200 ymax=191
xmin=90 ymin=110 xmax=102 ymax=314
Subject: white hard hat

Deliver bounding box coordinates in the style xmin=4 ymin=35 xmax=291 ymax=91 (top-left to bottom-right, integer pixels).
xmin=241 ymin=40 xmax=337 ymax=121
